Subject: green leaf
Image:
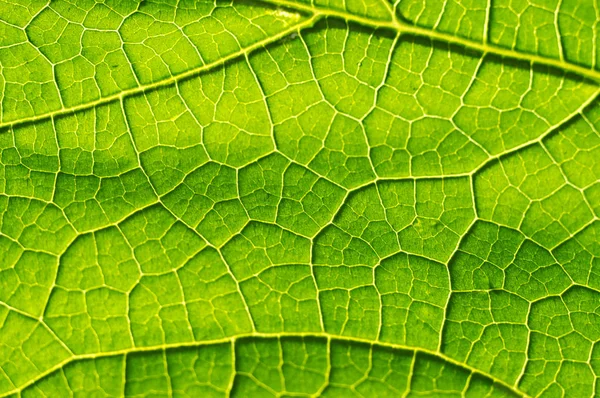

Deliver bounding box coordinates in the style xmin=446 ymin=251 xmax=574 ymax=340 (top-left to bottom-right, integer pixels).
xmin=1 ymin=0 xmax=599 ymax=396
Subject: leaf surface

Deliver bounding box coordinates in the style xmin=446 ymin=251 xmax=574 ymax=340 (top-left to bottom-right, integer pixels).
xmin=1 ymin=0 xmax=600 ymax=397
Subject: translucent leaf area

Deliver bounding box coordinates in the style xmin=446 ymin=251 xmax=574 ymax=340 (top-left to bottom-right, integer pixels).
xmin=1 ymin=0 xmax=600 ymax=397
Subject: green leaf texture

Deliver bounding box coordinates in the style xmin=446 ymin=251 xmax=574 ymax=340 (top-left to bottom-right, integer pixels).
xmin=1 ymin=0 xmax=600 ymax=397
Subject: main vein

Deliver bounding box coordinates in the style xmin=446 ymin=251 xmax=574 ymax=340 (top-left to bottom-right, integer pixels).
xmin=1 ymin=332 xmax=528 ymax=398
xmin=260 ymin=0 xmax=600 ymax=83
xmin=1 ymin=0 xmax=599 ymax=131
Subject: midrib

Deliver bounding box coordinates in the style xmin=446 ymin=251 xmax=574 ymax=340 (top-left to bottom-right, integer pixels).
xmin=263 ymin=0 xmax=600 ymax=83
xmin=1 ymin=331 xmax=529 ymax=398
xmin=1 ymin=0 xmax=599 ymax=131
xmin=0 ymin=16 xmax=318 ymax=130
